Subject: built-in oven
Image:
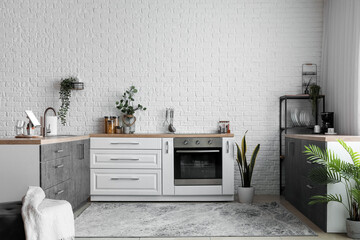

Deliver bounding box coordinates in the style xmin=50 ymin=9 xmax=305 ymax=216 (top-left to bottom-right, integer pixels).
xmin=174 ymin=138 xmax=222 ymax=186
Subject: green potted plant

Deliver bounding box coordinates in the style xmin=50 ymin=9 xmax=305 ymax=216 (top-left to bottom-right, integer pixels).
xmin=235 ymin=131 xmax=260 ymax=203
xmin=304 ymin=139 xmax=360 ymax=239
xmin=309 ymin=83 xmax=321 ymax=117
xmin=58 ymin=77 xmax=77 ymax=125
xmin=115 ymin=86 xmax=147 ymax=133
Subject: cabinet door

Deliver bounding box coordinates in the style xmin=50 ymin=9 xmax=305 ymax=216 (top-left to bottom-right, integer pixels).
xmin=222 ymin=138 xmax=234 ymax=195
xmin=72 ymin=139 xmax=90 ymax=209
xmin=284 ymin=138 xmax=301 ymax=209
xmin=162 ymin=138 xmax=174 ymax=195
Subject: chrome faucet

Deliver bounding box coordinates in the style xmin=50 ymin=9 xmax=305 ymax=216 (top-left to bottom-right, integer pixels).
xmin=42 ymin=107 xmax=57 ymax=137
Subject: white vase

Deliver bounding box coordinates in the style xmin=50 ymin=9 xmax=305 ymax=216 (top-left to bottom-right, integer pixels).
xmin=346 ymin=219 xmax=360 ymax=239
xmin=237 ymin=186 xmax=255 ymax=203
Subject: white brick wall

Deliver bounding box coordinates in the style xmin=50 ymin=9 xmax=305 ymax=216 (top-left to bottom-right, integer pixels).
xmin=0 ymin=0 xmax=324 ymax=194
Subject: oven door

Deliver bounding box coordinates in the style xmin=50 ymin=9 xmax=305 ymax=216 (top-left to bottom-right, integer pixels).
xmin=174 ymin=148 xmax=222 ymax=186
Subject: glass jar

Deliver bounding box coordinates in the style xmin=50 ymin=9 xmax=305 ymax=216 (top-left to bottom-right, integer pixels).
xmin=112 ymin=116 xmax=119 ymax=132
xmin=104 ymin=116 xmax=110 ymax=133
xmin=107 ymin=119 xmax=114 ymax=134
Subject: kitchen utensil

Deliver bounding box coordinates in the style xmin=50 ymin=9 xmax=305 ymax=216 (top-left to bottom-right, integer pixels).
xmin=163 ymin=108 xmax=170 ymax=127
xmin=168 ymin=108 xmax=176 ymax=133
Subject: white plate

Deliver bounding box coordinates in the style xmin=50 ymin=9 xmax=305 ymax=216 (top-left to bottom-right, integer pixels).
xmin=293 ymin=109 xmax=300 ymax=126
xmin=325 ymin=132 xmax=337 ymax=135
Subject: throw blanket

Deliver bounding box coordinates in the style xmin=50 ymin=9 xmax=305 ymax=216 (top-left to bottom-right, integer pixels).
xmin=21 ymin=186 xmax=75 ymax=240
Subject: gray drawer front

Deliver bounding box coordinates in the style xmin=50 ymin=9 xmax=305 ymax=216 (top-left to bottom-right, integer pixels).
xmin=41 ymin=156 xmax=71 ymax=189
xmin=41 ymin=142 xmax=70 ymax=162
xmin=44 ymin=180 xmax=74 ymax=208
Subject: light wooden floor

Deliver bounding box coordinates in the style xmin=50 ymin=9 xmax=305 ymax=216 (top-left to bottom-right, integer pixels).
xmin=74 ymin=195 xmax=351 ymax=240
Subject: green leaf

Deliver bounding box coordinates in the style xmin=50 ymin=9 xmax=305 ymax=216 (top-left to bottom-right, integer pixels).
xmin=309 ymin=166 xmax=341 ymax=185
xmin=308 ymin=194 xmax=343 ymax=205
xmin=248 ymin=144 xmax=260 ymax=182
xmin=338 ymin=139 xmax=360 ymax=168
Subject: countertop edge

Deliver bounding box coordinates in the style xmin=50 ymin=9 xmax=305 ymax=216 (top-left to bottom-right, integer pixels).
xmin=0 ymin=133 xmax=235 ymax=145
xmin=285 ymin=134 xmax=360 ymax=142
xmin=90 ymin=133 xmax=235 ymax=138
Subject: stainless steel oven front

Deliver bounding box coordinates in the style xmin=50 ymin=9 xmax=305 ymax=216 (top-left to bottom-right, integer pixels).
xmin=174 ymin=138 xmax=222 ymax=186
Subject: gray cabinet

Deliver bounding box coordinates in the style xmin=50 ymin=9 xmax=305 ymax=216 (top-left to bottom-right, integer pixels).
xmin=284 ymin=137 xmax=327 ymax=231
xmin=40 ymin=139 xmax=90 ymax=210
xmin=72 ymin=139 xmax=90 ymax=208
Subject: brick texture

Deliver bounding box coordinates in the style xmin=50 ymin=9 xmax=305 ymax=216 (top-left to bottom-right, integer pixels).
xmin=0 ymin=0 xmax=324 ymax=194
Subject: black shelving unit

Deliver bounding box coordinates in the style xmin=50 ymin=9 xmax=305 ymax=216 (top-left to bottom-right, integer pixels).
xmin=279 ymin=94 xmax=325 ymax=194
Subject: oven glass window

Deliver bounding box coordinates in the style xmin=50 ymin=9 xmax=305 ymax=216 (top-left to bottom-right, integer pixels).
xmin=174 ymin=148 xmax=222 ymax=185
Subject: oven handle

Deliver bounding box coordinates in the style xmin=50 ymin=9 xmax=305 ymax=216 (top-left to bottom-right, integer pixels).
xmin=175 ymin=150 xmax=220 ymax=153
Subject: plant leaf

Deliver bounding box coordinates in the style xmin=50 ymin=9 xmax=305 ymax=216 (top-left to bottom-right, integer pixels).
xmin=309 ymin=194 xmax=343 ymax=205
xmin=248 ymin=144 xmax=260 ymax=183
xmin=338 ymin=139 xmax=360 ymax=168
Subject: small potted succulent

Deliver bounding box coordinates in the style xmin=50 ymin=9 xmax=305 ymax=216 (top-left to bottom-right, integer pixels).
xmin=304 ymin=139 xmax=360 ymax=239
xmin=236 ymin=131 xmax=260 ymax=203
xmin=115 ymin=86 xmax=147 ymax=133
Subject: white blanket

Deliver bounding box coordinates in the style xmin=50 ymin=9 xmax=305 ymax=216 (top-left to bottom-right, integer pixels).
xmin=21 ymin=186 xmax=75 ymax=240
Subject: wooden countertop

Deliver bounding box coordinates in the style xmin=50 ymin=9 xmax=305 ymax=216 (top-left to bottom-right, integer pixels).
xmin=285 ymin=134 xmax=360 ymax=142
xmin=0 ymin=135 xmax=90 ymax=145
xmin=90 ymin=133 xmax=234 ymax=138
xmin=0 ymin=133 xmax=234 ymax=144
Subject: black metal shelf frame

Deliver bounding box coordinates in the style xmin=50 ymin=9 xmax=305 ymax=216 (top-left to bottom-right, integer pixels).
xmin=279 ymin=94 xmax=325 ymax=194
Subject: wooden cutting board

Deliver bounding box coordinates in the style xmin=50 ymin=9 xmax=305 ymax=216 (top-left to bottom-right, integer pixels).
xmin=15 ymin=135 xmax=43 ymax=138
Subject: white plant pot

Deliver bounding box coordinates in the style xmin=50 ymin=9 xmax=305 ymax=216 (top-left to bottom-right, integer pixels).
xmin=237 ymin=186 xmax=255 ymax=203
xmin=346 ymin=219 xmax=360 ymax=239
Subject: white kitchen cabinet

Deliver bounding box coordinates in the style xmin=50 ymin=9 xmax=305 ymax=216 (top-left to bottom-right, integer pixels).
xmin=90 ymin=136 xmax=235 ymax=201
xmin=0 ymin=145 xmax=40 ymax=202
xmin=90 ymin=149 xmax=161 ymax=169
xmin=91 ymin=169 xmax=161 ymax=195
xmin=91 ymin=137 xmax=161 ymax=149
xmin=162 ymin=138 xmax=174 ymax=195
xmin=222 ymin=138 xmax=235 ymax=195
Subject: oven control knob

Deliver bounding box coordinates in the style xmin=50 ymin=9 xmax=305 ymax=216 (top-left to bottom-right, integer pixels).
xmin=208 ymin=140 xmax=213 ymax=145
xmin=196 ymin=140 xmax=200 ymax=145
xmin=183 ymin=140 xmax=189 ymax=145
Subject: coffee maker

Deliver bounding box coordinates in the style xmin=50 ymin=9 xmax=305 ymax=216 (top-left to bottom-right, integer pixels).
xmin=321 ymin=112 xmax=334 ymax=133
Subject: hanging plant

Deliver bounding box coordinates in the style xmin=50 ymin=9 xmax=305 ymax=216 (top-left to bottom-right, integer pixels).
xmin=58 ymin=77 xmax=77 ymax=125
xmin=309 ymin=84 xmax=321 ymax=117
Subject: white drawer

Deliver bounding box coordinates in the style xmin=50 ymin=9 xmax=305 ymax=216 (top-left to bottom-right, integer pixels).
xmin=90 ymin=150 xmax=161 ymax=169
xmin=91 ymin=138 xmax=161 ymax=150
xmin=91 ymin=169 xmax=161 ymax=195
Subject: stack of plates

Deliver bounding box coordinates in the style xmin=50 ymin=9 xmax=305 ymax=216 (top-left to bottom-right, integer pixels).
xmin=290 ymin=109 xmax=311 ymax=127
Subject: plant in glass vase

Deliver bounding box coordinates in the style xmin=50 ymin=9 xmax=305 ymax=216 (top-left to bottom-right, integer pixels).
xmin=115 ymin=86 xmax=147 ymax=133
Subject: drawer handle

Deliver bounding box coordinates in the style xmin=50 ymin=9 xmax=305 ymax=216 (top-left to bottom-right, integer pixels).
xmin=55 ymin=190 xmax=64 ymax=195
xmin=110 ymin=158 xmax=139 ymax=161
xmin=306 ymin=184 xmax=313 ymax=189
xmin=166 ymin=141 xmax=169 ymax=154
xmin=55 ymin=149 xmax=64 ymax=153
xmin=55 ymin=164 xmax=64 ymax=169
xmin=227 ymin=141 xmax=230 ymax=153
xmin=110 ymin=177 xmax=140 ymax=180
xmin=110 ymin=142 xmax=140 ymax=145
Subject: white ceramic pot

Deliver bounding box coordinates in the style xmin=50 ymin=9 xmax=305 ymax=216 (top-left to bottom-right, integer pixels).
xmin=346 ymin=219 xmax=360 ymax=239
xmin=237 ymin=186 xmax=255 ymax=203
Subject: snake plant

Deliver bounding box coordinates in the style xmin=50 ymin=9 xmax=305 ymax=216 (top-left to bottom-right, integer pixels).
xmin=304 ymin=139 xmax=360 ymax=221
xmin=236 ymin=131 xmax=260 ymax=187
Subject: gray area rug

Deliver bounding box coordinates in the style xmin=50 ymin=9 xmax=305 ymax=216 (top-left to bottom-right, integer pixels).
xmin=75 ymin=202 xmax=316 ymax=237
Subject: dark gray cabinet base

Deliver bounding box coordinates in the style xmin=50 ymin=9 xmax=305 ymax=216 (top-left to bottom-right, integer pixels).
xmin=284 ymin=137 xmax=327 ymax=232
xmin=40 ymin=139 xmax=90 ymax=210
